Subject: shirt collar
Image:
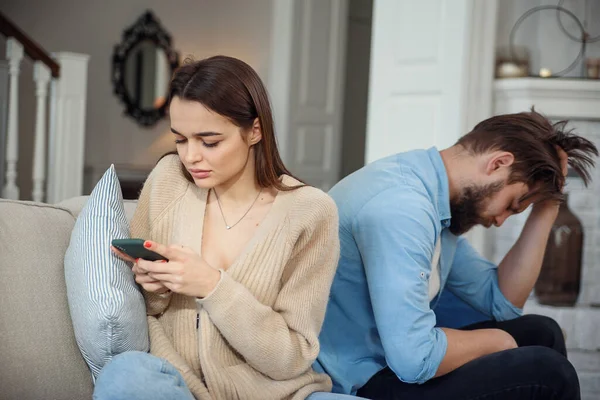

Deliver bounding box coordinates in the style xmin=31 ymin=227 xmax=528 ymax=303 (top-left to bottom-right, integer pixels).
xmin=426 ymin=147 xmax=451 ymax=228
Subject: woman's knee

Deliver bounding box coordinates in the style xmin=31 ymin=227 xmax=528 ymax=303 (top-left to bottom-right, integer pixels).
xmin=100 ymin=351 xmax=159 ymax=377
xmin=94 ymin=351 xmax=161 ymax=399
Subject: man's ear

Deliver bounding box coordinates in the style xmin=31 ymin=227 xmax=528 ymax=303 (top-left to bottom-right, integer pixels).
xmin=486 ymin=151 xmax=514 ymax=175
xmin=248 ymin=118 xmax=262 ymax=146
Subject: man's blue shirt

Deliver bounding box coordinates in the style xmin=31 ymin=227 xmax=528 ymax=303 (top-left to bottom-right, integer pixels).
xmin=314 ymin=148 xmax=522 ymax=394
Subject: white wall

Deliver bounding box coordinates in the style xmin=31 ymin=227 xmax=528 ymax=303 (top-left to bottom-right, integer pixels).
xmin=365 ymin=0 xmax=473 ymax=163
xmin=2 ymin=0 xmax=273 ymax=197
xmin=496 ymin=0 xmax=600 ymax=79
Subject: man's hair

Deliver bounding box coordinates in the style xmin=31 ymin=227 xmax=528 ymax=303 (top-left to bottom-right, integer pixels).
xmin=456 ymin=108 xmax=598 ymax=202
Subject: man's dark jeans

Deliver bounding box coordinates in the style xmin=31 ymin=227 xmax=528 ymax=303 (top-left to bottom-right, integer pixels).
xmin=357 ymin=314 xmax=579 ymax=400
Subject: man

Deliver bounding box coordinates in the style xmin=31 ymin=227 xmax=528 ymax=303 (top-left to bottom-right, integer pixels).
xmin=315 ymin=110 xmax=597 ymax=400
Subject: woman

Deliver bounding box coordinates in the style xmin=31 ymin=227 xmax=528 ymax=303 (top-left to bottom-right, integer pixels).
xmin=94 ymin=56 xmax=359 ymax=400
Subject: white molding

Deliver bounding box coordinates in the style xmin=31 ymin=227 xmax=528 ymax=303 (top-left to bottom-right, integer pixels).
xmin=267 ymin=0 xmax=295 ymax=166
xmin=47 ymin=52 xmax=90 ymax=204
xmin=298 ymin=0 xmax=313 ymax=108
xmin=494 ymin=78 xmax=600 ymax=120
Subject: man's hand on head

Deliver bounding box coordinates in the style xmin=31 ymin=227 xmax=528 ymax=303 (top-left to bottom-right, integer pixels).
xmin=531 ymin=146 xmax=569 ymax=218
xmin=556 ymin=146 xmax=569 ymax=182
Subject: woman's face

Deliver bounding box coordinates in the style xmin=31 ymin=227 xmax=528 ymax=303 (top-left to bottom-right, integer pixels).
xmin=169 ymin=96 xmax=260 ymax=189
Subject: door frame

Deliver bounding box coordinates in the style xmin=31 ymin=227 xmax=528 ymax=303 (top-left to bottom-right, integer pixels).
xmin=267 ymin=0 xmax=348 ymax=191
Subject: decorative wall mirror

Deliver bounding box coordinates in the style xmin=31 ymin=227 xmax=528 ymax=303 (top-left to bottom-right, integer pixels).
xmin=112 ymin=11 xmax=179 ymax=127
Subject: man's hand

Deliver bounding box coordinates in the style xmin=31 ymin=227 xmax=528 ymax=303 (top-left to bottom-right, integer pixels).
xmin=135 ymin=240 xmax=222 ymax=298
xmin=557 ymin=145 xmax=569 ymax=180
xmin=531 ymin=146 xmax=569 ymax=216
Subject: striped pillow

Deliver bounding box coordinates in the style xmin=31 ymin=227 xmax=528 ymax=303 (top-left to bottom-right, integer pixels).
xmin=64 ymin=165 xmax=149 ymax=379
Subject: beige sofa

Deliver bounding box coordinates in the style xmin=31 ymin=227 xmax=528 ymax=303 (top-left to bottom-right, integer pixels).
xmin=0 ymin=197 xmax=137 ymax=400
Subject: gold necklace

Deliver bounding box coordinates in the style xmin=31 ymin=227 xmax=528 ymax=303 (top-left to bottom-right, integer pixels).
xmin=213 ymin=188 xmax=263 ymax=230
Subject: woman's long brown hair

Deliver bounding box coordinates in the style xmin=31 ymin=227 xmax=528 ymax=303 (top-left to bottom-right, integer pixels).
xmin=162 ymin=55 xmax=303 ymax=191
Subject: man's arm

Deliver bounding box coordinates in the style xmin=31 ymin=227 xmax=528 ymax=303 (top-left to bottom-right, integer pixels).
xmin=355 ymin=189 xmax=515 ymax=382
xmin=498 ymin=146 xmax=568 ymax=308
xmin=433 ymin=235 xmax=522 ymax=377
xmin=497 ymin=203 xmax=558 ymax=308
xmin=435 ymin=327 xmax=517 ymax=377
xmin=445 ymin=234 xmax=523 ymax=321
xmin=498 ymin=146 xmax=569 ymax=307
xmin=446 ymin=147 xmax=568 ymax=313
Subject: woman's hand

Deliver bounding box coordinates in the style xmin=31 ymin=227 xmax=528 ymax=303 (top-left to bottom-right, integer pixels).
xmin=110 ymin=245 xmax=170 ymax=294
xmin=135 ymin=240 xmax=221 ymax=298
xmin=110 ymin=245 xmax=135 ymax=263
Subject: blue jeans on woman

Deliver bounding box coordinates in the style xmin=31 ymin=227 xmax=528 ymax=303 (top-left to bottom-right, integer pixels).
xmin=93 ymin=351 xmax=365 ymax=400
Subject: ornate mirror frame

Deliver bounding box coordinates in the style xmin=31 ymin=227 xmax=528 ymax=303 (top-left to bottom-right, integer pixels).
xmin=112 ymin=10 xmax=179 ymax=127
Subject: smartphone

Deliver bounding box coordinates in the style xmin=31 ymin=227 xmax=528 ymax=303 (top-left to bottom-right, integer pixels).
xmin=111 ymin=238 xmax=168 ymax=262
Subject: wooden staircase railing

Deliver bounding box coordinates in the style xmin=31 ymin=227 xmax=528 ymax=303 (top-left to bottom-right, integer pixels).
xmin=0 ymin=11 xmax=89 ymax=203
xmin=0 ymin=12 xmax=60 ymax=78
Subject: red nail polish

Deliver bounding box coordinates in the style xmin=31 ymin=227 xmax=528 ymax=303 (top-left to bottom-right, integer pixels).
xmin=144 ymin=241 xmax=151 ymax=248
xmin=135 ymin=258 xmax=140 ymax=263
xmin=160 ymin=260 xmax=167 ymax=263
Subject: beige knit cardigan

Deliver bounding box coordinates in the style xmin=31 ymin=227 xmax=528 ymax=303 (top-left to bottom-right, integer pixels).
xmin=129 ymin=155 xmax=340 ymax=400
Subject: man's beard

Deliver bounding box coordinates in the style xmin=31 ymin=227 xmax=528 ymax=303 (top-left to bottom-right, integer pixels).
xmin=449 ymin=181 xmax=504 ymax=235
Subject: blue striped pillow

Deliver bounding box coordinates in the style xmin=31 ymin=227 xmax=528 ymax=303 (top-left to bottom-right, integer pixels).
xmin=64 ymin=165 xmax=149 ymax=379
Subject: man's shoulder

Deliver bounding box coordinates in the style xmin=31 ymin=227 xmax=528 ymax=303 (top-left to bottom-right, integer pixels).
xmin=356 ymin=183 xmax=436 ymax=224
xmin=332 ymin=150 xmax=429 ymax=195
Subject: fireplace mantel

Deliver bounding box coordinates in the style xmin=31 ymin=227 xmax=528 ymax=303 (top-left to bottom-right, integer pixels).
xmin=494 ymin=78 xmax=600 ymax=120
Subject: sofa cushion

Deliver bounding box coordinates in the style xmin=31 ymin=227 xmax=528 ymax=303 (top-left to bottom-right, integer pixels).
xmin=64 ymin=165 xmax=149 ymax=379
xmin=0 ymin=200 xmax=93 ymax=400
